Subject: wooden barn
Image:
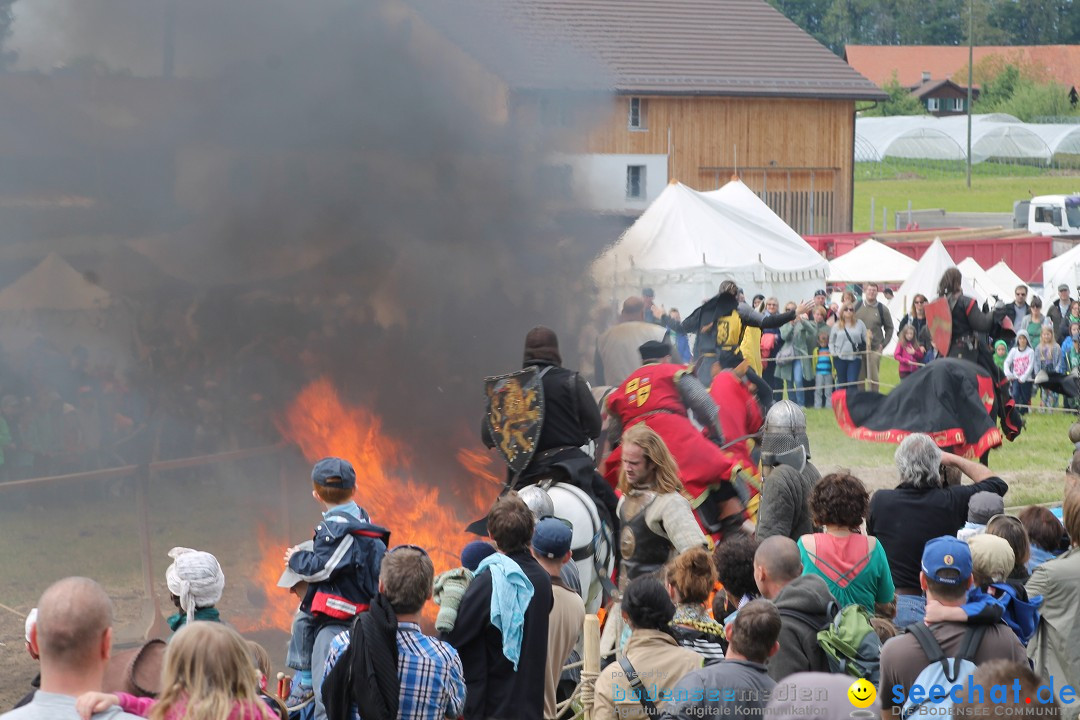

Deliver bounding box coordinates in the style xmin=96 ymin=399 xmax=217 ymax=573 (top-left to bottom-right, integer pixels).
xmin=412 ymin=0 xmax=885 ymax=234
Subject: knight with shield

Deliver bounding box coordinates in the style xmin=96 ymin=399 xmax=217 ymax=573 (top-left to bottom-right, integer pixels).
xmin=926 ymin=268 xmax=1023 ymax=446
xmin=480 ymin=326 xmax=619 ymax=548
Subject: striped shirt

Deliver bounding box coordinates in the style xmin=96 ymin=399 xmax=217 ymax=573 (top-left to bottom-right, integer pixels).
xmin=324 ymin=622 xmax=466 ymax=720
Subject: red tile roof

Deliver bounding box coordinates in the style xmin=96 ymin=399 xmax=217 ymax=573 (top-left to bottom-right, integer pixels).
xmin=845 ymin=45 xmax=1080 ymax=90
xmin=418 ymin=0 xmax=885 ymax=99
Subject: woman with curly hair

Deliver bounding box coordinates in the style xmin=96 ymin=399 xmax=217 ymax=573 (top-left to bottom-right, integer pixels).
xmin=664 ymin=547 xmax=725 ymax=664
xmin=797 ymin=473 xmax=894 ymax=614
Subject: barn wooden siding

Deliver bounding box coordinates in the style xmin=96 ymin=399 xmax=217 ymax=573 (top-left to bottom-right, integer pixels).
xmin=579 ymin=95 xmax=856 ymax=234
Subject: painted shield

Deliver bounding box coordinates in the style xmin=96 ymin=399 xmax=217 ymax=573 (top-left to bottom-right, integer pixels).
xmin=925 ymin=297 xmax=952 ymax=358
xmin=484 ymin=367 xmax=545 ymax=475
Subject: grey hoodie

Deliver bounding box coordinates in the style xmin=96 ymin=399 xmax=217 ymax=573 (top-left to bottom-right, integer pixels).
xmin=768 ymin=574 xmax=836 ymax=681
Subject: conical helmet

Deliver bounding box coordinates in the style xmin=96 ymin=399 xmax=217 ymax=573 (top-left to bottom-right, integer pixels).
xmin=760 ymin=399 xmax=810 ymax=471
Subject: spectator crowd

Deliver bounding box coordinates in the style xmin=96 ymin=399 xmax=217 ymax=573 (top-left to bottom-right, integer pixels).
xmin=8 ymin=429 xmax=1080 ymax=720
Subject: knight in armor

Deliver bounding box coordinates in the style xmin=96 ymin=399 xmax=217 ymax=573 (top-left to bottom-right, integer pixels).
xmin=755 ymin=400 xmax=821 ymax=541
xmin=938 ymin=268 xmax=1023 ymax=445
xmin=481 ymin=326 xmax=619 ymax=531
xmin=682 ymin=280 xmax=812 ymax=410
xmin=615 ymin=424 xmax=707 ymax=586
xmin=605 ymin=340 xmax=755 ymax=540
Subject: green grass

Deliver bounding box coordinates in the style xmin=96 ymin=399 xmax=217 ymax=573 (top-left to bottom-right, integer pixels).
xmin=852 ymin=171 xmax=1080 ymax=232
xmin=807 ymin=357 xmax=1074 ymax=507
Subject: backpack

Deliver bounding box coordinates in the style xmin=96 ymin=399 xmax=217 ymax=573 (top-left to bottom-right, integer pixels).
xmin=900 ymin=623 xmax=987 ymax=719
xmin=779 ymin=601 xmax=882 ymax=685
xmin=989 ymin=582 xmax=1043 ymax=646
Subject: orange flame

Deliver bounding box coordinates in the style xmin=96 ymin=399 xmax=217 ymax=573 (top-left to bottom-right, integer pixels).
xmin=246 ymin=378 xmax=500 ymax=631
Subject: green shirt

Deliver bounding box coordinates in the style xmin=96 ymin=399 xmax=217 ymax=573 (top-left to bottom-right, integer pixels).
xmin=797 ymin=533 xmax=895 ymax=614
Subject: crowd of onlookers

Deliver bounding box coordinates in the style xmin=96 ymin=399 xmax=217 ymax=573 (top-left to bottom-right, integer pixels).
xmin=9 ymin=432 xmax=1080 ymax=720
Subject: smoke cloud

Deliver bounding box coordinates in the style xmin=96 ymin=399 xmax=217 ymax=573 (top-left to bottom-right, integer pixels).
xmin=5 ymin=0 xmax=616 ymax=466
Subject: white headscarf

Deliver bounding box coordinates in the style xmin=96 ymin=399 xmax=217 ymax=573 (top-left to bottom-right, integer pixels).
xmin=165 ymin=547 xmax=225 ymax=622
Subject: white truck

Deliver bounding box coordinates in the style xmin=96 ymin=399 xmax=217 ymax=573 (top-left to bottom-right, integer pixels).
xmin=1013 ymin=195 xmax=1080 ymax=238
xmin=894 ymin=195 xmax=1080 ymax=238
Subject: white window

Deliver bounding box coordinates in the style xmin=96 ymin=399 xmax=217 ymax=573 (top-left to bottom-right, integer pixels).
xmin=628 ymin=97 xmax=647 ymax=130
xmin=927 ymin=98 xmax=940 ymax=111
xmin=626 ymin=165 xmax=646 ymax=199
xmin=952 ymin=97 xmax=965 ymax=111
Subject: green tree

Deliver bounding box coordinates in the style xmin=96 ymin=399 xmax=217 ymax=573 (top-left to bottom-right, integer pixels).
xmin=859 ymin=74 xmax=928 ymax=116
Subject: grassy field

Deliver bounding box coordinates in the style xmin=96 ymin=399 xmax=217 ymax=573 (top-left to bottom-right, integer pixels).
xmin=806 ymin=356 xmax=1075 ymax=508
xmin=852 ymin=171 xmax=1080 ymax=232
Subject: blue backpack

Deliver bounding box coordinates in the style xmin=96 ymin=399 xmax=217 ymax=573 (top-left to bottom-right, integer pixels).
xmin=900 ymin=623 xmax=986 ymax=719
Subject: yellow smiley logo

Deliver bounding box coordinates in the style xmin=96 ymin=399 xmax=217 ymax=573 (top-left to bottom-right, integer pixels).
xmin=848 ymin=678 xmax=876 ymax=709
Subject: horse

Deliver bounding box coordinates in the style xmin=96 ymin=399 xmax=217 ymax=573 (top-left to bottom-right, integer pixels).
xmin=518 ymin=478 xmax=614 ymax=615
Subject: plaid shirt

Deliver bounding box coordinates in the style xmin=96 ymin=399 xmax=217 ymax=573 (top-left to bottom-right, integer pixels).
xmin=324 ymin=622 xmax=466 ymax=720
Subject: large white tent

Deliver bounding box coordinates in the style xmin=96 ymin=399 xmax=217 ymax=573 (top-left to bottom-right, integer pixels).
xmin=1043 ymin=244 xmax=1080 ymax=296
xmin=855 ymin=114 xmax=1054 ymax=164
xmin=0 ymin=252 xmax=134 ymax=365
xmin=957 ymin=257 xmax=1008 ymax=301
xmin=986 ymin=260 xmax=1030 ymax=298
xmin=592 ymin=180 xmax=829 ymax=314
xmin=827 ymin=239 xmax=917 ymax=284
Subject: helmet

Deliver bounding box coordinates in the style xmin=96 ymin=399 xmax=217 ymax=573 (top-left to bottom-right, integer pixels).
xmin=517 ymin=485 xmax=554 ymax=519
xmin=760 ymin=399 xmax=810 ymax=471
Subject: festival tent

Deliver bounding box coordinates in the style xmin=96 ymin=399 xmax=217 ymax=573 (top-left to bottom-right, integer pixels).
xmin=1043 ymin=244 xmax=1080 ymax=298
xmin=826 ymin=239 xmax=917 ymax=284
xmin=986 ymin=260 xmax=1029 ymax=298
xmin=0 ymin=252 xmax=135 ymax=364
xmin=957 ymin=257 xmax=1008 ymax=302
xmin=593 ymin=180 xmax=829 ymax=315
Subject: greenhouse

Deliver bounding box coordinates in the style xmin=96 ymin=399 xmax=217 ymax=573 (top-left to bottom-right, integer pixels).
xmin=855 ymin=114 xmax=1061 ymax=165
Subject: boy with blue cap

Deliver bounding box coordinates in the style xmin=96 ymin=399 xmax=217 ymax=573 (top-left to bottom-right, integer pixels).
xmin=282 ymin=457 xmax=389 ymax=717
xmin=531 ymin=518 xmax=585 ymax=720
xmin=879 ymin=536 xmax=1027 ymax=717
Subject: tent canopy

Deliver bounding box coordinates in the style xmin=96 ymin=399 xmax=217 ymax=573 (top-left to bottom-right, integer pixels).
xmin=0 ymin=252 xmax=113 ymax=312
xmin=957 ymin=257 xmax=1009 ymax=302
xmin=827 ymin=239 xmax=918 ymax=283
xmin=592 ymin=180 xmax=829 ymax=313
xmin=986 ymin=260 xmax=1029 ymax=298
xmin=1044 ymin=243 xmax=1080 ymax=297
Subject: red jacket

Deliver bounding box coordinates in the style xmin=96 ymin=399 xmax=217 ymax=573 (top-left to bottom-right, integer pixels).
xmin=708 ymin=371 xmax=762 ymax=478
xmin=605 ymin=363 xmax=739 ymax=500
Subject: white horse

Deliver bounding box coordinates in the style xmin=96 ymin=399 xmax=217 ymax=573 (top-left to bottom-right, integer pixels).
xmin=522 ymin=481 xmax=615 ymax=615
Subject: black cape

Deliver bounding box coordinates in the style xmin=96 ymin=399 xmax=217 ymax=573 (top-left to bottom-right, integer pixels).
xmin=833 ymin=358 xmax=1008 ymax=459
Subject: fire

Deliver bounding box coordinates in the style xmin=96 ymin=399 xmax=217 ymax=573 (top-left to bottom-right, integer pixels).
xmin=238 ymin=525 xmax=300 ymax=633
xmin=246 ymin=378 xmax=501 ymax=631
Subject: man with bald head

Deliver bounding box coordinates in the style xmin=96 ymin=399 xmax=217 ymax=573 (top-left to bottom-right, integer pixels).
xmin=752 ymin=537 xmax=835 ymax=681
xmin=594 ymin=297 xmax=667 ymax=386
xmin=2 ymin=577 xmax=139 ymax=720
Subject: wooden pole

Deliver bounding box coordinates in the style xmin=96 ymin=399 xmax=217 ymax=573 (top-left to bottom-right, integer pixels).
xmin=582 ymin=614 xmax=600 ymax=720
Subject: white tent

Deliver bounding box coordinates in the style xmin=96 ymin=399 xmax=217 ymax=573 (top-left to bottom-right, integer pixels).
xmin=827 ymin=239 xmax=917 ymax=284
xmin=1043 ymin=245 xmax=1080 ymax=298
xmin=0 ymin=252 xmax=133 ymax=365
xmin=592 ymin=180 xmax=829 ymax=315
xmin=986 ymin=260 xmax=1029 ymax=298
xmin=957 ymin=257 xmax=1008 ymax=302
xmin=888 ymin=239 xmax=956 ymax=319
xmin=0 ymin=252 xmax=112 ymax=312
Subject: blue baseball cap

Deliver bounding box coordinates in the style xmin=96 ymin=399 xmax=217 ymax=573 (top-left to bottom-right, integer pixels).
xmin=311 ymin=457 xmax=356 ymax=490
xmin=921 ymin=536 xmax=973 ymax=585
xmin=532 ymin=517 xmax=574 ymax=559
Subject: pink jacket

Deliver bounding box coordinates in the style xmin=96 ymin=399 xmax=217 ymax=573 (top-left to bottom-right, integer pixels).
xmin=893 ymin=342 xmax=925 ymax=374
xmin=117 ymin=693 xmax=269 ymax=720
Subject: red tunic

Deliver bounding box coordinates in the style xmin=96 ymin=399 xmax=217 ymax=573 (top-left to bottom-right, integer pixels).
xmin=604 ymin=362 xmax=739 ymax=500
xmin=708 ymin=370 xmax=763 ymax=479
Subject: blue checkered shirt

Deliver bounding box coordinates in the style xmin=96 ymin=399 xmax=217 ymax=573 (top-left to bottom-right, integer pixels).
xmin=324 ymin=622 xmax=466 ymax=720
